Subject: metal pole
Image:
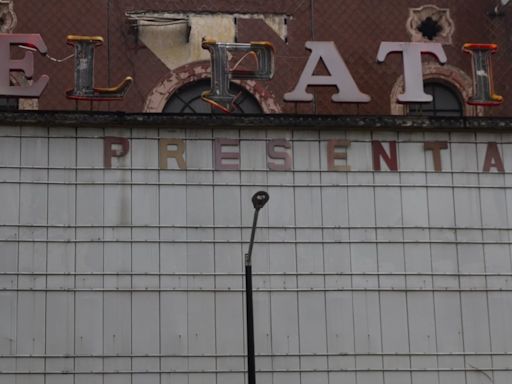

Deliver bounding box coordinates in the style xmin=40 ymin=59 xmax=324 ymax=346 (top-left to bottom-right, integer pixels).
xmin=244 ymin=191 xmax=269 ymax=384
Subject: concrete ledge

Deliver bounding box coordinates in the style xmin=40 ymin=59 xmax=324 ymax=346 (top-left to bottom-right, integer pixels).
xmin=1 ymin=110 xmax=512 ymax=131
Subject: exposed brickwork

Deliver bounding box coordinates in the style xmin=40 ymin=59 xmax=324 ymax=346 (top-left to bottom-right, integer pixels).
xmin=11 ymin=0 xmax=512 ymax=116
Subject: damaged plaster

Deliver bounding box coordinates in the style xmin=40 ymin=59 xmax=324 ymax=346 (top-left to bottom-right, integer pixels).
xmin=126 ymin=11 xmax=288 ymax=70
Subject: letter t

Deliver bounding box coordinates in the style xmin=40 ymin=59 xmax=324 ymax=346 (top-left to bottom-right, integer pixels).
xmin=377 ymin=42 xmax=447 ymax=102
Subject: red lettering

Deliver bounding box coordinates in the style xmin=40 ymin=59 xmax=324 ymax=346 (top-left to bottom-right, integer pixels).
xmin=424 ymin=141 xmax=448 ymax=172
xmin=483 ymin=142 xmax=504 ymax=172
xmin=327 ymin=139 xmax=351 ymax=171
xmin=372 ymin=141 xmax=398 ymax=171
xmin=214 ymin=138 xmax=240 ymax=170
xmin=104 ymin=137 xmax=130 ymax=169
xmin=267 ymin=139 xmax=292 ymax=171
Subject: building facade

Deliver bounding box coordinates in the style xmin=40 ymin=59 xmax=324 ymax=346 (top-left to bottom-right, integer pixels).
xmin=1 ymin=2 xmax=512 ymax=384
xmin=1 ymin=113 xmax=512 ymax=384
xmin=1 ymin=0 xmax=511 ymax=116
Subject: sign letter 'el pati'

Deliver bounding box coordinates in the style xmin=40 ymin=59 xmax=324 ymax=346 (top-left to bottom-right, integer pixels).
xmin=377 ymin=42 xmax=447 ymax=103
xmin=201 ymin=37 xmax=274 ymax=113
xmin=463 ymin=43 xmax=503 ymax=106
xmin=0 ymin=33 xmax=49 ymax=97
xmin=66 ymin=35 xmax=133 ymax=101
xmin=284 ymin=41 xmax=371 ymax=103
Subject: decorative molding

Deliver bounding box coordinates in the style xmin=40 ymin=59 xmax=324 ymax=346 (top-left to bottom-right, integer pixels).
xmin=407 ymin=5 xmax=454 ymax=45
xmin=0 ymin=0 xmax=16 ymax=33
xmin=144 ymin=61 xmax=281 ymax=114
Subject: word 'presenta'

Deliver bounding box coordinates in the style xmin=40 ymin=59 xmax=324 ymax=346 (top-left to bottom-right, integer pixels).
xmin=104 ymin=137 xmax=507 ymax=173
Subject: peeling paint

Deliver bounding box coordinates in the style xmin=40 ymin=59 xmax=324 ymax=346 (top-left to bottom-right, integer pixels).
xmin=127 ymin=11 xmax=288 ymax=70
xmin=233 ymin=13 xmax=288 ymax=41
xmin=143 ymin=61 xmax=281 ymax=114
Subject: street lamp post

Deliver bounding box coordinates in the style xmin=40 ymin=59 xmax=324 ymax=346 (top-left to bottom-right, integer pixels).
xmin=244 ymin=191 xmax=269 ymax=384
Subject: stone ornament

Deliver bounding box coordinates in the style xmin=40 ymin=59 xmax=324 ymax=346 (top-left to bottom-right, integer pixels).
xmin=0 ymin=0 xmax=16 ymax=33
xmin=407 ymin=5 xmax=454 ymax=45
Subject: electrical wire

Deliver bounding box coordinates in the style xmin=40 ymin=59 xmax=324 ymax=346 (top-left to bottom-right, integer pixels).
xmin=17 ymin=44 xmax=75 ymax=63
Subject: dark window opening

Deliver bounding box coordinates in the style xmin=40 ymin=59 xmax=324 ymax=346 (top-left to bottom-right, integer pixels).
xmin=408 ymin=82 xmax=463 ymax=117
xmin=163 ymin=79 xmax=263 ymax=114
xmin=0 ymin=97 xmax=18 ymax=111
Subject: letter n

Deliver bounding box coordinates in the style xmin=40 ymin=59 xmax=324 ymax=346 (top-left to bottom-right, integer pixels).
xmin=372 ymin=141 xmax=398 ymax=171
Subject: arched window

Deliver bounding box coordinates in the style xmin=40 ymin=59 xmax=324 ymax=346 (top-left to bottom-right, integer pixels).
xmin=408 ymin=82 xmax=463 ymax=117
xmin=163 ymin=79 xmax=263 ymax=114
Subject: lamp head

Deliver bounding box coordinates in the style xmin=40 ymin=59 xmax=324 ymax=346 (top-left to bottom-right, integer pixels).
xmin=252 ymin=191 xmax=269 ymax=210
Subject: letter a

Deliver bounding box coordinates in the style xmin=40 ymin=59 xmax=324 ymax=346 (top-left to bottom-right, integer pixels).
xmin=284 ymin=41 xmax=370 ymax=103
xmin=483 ymin=142 xmax=504 ymax=172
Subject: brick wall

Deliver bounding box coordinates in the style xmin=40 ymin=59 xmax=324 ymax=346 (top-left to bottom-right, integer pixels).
xmin=12 ymin=0 xmax=512 ymax=116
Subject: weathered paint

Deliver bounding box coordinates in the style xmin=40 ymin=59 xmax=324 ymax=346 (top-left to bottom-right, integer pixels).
xmin=127 ymin=12 xmax=288 ymax=71
xmin=102 ymin=136 xmax=510 ymax=173
xmin=1 ymin=116 xmax=512 ymax=384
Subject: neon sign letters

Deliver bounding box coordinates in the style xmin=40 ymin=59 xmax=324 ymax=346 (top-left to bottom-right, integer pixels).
xmin=0 ymin=33 xmax=503 ymax=108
